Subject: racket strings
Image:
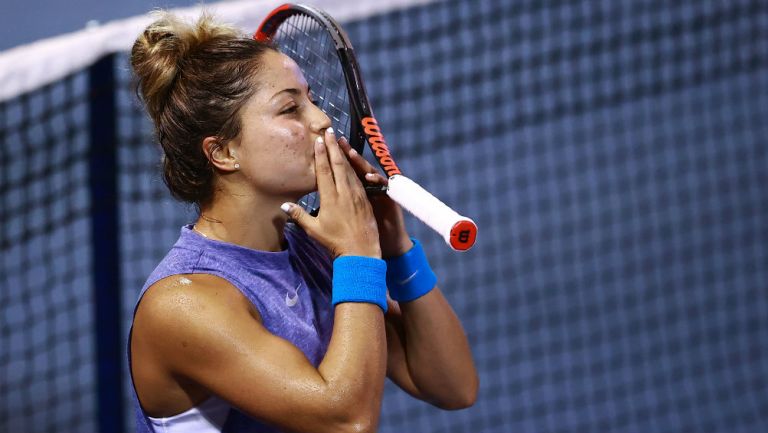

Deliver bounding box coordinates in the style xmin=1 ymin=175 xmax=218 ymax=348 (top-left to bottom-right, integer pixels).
xmin=276 ymin=15 xmax=351 ymax=133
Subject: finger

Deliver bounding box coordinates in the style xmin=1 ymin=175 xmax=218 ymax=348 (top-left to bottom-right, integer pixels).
xmin=364 ymin=172 xmax=389 ymax=186
xmin=324 ymin=128 xmax=355 ymax=192
xmin=337 ymin=136 xmax=355 ymax=154
xmin=339 ymin=137 xmax=381 ymax=179
xmin=313 ymin=136 xmax=335 ymax=201
xmin=281 ymin=202 xmax=317 ymax=233
xmin=344 ymin=149 xmax=368 ymax=189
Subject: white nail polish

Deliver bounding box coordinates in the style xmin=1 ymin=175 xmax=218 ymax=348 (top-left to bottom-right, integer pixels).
xmin=327 ymin=127 xmax=334 ymax=134
xmin=280 ymin=203 xmax=292 ymax=213
xmin=316 ymin=136 xmax=324 ymax=144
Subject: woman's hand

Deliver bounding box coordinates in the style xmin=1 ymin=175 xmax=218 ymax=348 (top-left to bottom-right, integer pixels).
xmin=282 ymin=128 xmax=381 ymax=258
xmin=337 ymin=137 xmax=413 ymax=258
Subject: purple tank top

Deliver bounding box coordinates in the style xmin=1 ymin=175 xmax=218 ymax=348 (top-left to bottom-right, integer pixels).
xmin=128 ymin=223 xmax=334 ymax=433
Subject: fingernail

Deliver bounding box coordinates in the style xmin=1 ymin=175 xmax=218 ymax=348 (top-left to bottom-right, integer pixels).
xmin=326 ymin=127 xmax=334 ymax=135
xmin=280 ymin=203 xmax=292 ymax=213
xmin=365 ymin=172 xmax=376 ymax=178
xmin=315 ymin=136 xmax=324 ymax=145
xmin=349 ymin=148 xmax=358 ymax=156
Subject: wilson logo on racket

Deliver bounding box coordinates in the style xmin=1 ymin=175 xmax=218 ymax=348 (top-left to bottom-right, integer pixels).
xmin=361 ymin=117 xmax=401 ymax=177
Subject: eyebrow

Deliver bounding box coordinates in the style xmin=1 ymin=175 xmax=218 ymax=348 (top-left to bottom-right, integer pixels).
xmin=271 ymin=85 xmax=312 ymax=100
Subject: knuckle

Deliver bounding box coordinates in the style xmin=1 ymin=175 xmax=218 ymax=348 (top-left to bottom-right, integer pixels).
xmin=352 ymin=193 xmax=368 ymax=208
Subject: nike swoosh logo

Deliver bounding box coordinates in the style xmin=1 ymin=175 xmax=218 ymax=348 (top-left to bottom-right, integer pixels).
xmin=285 ymin=292 xmax=299 ymax=307
xmin=285 ymin=282 xmax=302 ymax=307
xmin=397 ymin=271 xmax=419 ymax=285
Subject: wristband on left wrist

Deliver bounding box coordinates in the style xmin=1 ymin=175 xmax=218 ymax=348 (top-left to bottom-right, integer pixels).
xmin=385 ymin=238 xmax=436 ymax=303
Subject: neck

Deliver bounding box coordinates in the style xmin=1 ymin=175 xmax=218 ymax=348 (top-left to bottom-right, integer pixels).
xmin=194 ymin=188 xmax=292 ymax=252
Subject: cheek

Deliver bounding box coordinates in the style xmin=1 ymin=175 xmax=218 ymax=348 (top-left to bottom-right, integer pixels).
xmin=266 ymin=124 xmax=307 ymax=158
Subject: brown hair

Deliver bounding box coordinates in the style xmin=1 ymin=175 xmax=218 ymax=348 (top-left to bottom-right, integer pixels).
xmin=130 ymin=12 xmax=275 ymax=205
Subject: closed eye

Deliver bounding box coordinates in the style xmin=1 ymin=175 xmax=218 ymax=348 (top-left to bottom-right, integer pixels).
xmin=275 ymin=86 xmax=316 ymax=115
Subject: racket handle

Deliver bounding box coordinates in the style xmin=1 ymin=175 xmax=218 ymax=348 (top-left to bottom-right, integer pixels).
xmin=386 ymin=174 xmax=477 ymax=251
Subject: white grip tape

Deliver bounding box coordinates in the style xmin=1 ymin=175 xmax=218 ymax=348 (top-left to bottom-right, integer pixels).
xmin=386 ymin=174 xmax=476 ymax=250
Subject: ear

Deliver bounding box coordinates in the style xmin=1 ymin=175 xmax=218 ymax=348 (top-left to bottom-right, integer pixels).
xmin=202 ymin=136 xmax=239 ymax=172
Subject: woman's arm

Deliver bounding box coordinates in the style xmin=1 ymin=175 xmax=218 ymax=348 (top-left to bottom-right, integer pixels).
xmin=384 ymin=287 xmax=479 ymax=410
xmin=132 ymin=273 xmax=386 ymax=433
xmin=365 ymin=196 xmax=479 ymax=409
xmin=335 ymin=135 xmax=479 ymax=410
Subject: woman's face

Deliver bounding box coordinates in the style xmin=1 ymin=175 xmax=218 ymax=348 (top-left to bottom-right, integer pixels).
xmin=229 ymin=50 xmax=331 ymax=201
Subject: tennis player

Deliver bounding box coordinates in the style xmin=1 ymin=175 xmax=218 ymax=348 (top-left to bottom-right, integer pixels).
xmin=128 ymin=13 xmax=477 ymax=433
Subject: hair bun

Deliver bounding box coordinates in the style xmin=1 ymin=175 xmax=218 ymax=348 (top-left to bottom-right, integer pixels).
xmin=130 ymin=11 xmax=274 ymax=206
xmin=130 ymin=12 xmax=239 ymax=118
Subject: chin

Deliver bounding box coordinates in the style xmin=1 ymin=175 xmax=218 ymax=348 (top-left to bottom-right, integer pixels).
xmin=291 ymin=181 xmax=317 ymax=201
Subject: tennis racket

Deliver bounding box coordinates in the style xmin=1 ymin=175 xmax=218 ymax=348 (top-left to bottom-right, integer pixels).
xmin=255 ymin=3 xmax=477 ymax=251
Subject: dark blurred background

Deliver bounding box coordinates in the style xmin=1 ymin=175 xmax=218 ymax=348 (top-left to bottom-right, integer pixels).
xmin=2 ymin=0 xmax=767 ymax=432
xmin=1 ymin=0 xmax=201 ymax=51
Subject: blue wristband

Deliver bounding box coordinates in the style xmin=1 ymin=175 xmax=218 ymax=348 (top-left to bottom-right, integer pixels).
xmin=385 ymin=238 xmax=437 ymax=302
xmin=332 ymin=256 xmax=388 ymax=313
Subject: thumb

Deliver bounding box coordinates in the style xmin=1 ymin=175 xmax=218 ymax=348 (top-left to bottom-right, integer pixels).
xmin=281 ymin=202 xmax=315 ymax=231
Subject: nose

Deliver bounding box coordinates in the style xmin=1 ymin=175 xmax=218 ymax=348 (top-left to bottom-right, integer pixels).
xmin=309 ymin=102 xmax=332 ymax=134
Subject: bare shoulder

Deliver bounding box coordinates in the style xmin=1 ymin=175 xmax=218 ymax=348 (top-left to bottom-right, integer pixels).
xmin=131 ymin=274 xmax=263 ymax=414
xmin=133 ymin=274 xmax=261 ymax=357
xmin=141 ymin=273 xmax=259 ymax=319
